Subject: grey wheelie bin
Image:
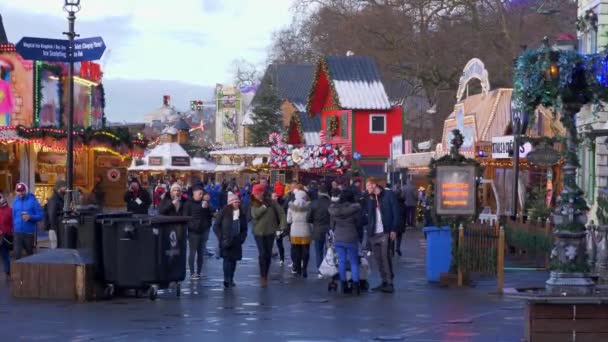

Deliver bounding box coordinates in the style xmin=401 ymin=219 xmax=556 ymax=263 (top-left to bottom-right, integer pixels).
xmin=98 ymin=215 xmax=190 ymax=300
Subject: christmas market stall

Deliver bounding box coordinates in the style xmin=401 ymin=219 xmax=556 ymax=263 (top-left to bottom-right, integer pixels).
xmin=270 ymin=54 xmax=403 ymax=183
xmin=209 ymin=146 xmax=270 ymax=183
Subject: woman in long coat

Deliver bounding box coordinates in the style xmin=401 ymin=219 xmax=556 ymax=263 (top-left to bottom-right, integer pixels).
xmin=213 ymin=193 xmax=248 ymax=288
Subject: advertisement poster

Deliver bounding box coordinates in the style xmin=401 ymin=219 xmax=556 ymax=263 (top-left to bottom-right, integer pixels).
xmin=36 ymin=151 xmax=88 ymax=185
xmin=216 ymin=85 xmax=240 ymax=146
xmin=39 ymin=69 xmax=61 ymax=127
xmin=435 ymin=165 xmax=476 ymax=215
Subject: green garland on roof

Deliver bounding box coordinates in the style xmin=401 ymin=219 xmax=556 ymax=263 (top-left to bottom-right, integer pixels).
xmin=15 ymin=125 xmax=148 ymax=149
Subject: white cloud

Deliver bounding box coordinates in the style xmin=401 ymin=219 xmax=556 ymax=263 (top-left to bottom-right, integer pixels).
xmin=5 ymin=0 xmax=295 ymax=85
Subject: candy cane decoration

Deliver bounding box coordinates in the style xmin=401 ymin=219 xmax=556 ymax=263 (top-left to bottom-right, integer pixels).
xmin=319 ymin=130 xmax=327 ymax=144
xmin=268 ymin=132 xmax=283 ymax=145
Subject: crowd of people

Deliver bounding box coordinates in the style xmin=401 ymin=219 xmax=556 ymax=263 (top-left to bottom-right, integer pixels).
xmin=0 ymin=174 xmax=425 ymax=297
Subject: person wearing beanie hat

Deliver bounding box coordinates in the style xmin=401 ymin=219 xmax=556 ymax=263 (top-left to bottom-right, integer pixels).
xmin=12 ymin=182 xmax=43 ymax=260
xmin=287 ymin=189 xmax=312 ymax=278
xmin=251 ymin=183 xmax=287 ymax=287
xmin=0 ymin=193 xmax=13 ymax=279
xmin=213 ymin=190 xmax=247 ymax=289
xmin=159 ymin=183 xmax=185 ymax=216
xmin=124 ymin=178 xmax=151 ymax=214
xmin=45 ymin=180 xmax=68 ymax=249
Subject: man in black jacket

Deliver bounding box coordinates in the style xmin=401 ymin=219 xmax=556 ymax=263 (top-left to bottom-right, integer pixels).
xmin=46 ymin=180 xmax=66 ymax=249
xmin=308 ymin=184 xmax=331 ymax=276
xmin=159 ymin=183 xmax=185 ymax=216
xmin=365 ymin=177 xmax=400 ymax=293
xmin=183 ymin=186 xmax=213 ymax=280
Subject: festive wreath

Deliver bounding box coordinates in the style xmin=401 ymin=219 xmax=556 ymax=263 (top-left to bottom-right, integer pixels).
xmin=327 ymin=116 xmax=339 ymax=137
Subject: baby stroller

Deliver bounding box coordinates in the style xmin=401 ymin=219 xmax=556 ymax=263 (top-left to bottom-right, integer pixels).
xmin=320 ymin=231 xmax=370 ymax=292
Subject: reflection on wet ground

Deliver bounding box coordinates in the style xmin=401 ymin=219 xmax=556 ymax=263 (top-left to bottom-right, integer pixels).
xmin=0 ymin=230 xmax=544 ymax=341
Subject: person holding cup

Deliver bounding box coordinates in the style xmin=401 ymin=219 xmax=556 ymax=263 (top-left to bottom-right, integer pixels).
xmin=124 ymin=178 xmax=151 ymax=215
xmin=159 ymin=183 xmax=185 ymax=216
xmin=183 ymin=186 xmax=214 ymax=280
xmin=12 ymin=183 xmax=43 ymax=260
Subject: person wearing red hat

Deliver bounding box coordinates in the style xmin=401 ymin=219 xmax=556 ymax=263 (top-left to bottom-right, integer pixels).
xmin=251 ymin=184 xmax=286 ymax=287
xmin=12 ymin=182 xmax=43 ymax=260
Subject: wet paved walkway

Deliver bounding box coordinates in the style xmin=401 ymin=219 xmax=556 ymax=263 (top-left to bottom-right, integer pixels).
xmin=0 ymin=230 xmax=547 ymax=341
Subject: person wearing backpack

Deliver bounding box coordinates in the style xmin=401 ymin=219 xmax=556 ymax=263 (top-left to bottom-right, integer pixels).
xmin=213 ymin=193 xmax=248 ymax=289
xmin=45 ymin=181 xmax=67 ymax=249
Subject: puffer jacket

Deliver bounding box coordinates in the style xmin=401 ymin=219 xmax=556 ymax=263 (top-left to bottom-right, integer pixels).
xmin=329 ymin=202 xmax=362 ymax=244
xmin=307 ymin=193 xmax=331 ymax=240
xmin=250 ymin=198 xmax=286 ymax=236
xmin=287 ymin=201 xmax=311 ymax=240
xmin=12 ymin=193 xmax=43 ymax=234
xmin=182 ymin=199 xmax=213 ymax=234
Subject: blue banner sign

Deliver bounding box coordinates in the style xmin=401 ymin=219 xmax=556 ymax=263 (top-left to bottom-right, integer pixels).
xmin=16 ymin=36 xmax=106 ymax=62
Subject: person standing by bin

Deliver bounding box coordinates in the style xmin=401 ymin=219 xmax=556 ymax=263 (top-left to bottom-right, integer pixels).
xmin=213 ymin=193 xmax=247 ymax=289
xmin=159 ymin=183 xmax=185 ymax=216
xmin=45 ymin=180 xmax=66 ymax=249
xmin=0 ymin=194 xmax=14 ymax=279
xmin=329 ymin=189 xmax=363 ymax=295
xmin=364 ymin=177 xmax=400 ymax=294
xmin=251 ymin=184 xmax=286 ymax=287
xmin=183 ymin=186 xmax=213 ymax=280
xmin=12 ymin=183 xmax=43 ymax=260
xmin=287 ymin=189 xmax=312 ymax=278
xmin=124 ymin=179 xmax=151 ymax=215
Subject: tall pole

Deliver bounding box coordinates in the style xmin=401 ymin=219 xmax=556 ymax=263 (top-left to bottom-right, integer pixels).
xmin=63 ymin=10 xmax=77 ymax=214
xmin=512 ymin=118 xmax=520 ymax=219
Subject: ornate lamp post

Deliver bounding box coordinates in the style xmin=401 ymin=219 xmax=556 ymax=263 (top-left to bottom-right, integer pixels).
xmin=62 ymin=0 xmax=80 ymax=214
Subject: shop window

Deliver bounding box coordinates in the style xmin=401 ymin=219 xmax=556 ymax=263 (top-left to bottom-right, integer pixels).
xmin=370 ymin=114 xmax=386 ymax=134
xmin=340 ymin=113 xmax=348 ymax=138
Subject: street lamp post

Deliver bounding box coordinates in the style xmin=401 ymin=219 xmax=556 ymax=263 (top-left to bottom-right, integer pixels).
xmin=510 ymin=100 xmax=522 ymax=219
xmin=63 ymin=0 xmax=80 ymax=214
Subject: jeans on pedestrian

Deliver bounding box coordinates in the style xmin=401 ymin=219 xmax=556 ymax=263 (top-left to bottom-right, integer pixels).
xmin=255 ymin=234 xmax=275 ymax=278
xmin=370 ymin=233 xmax=393 ymax=285
xmin=291 ymin=243 xmax=310 ymax=274
xmin=223 ymin=259 xmax=237 ymax=283
xmin=0 ymin=243 xmax=10 ymax=275
xmin=405 ymin=206 xmax=416 ymax=227
xmin=275 ymin=234 xmax=285 ymax=261
xmin=335 ymin=241 xmax=359 ymax=282
xmin=314 ymin=236 xmax=325 ymax=270
xmin=188 ymin=232 xmax=205 ymax=275
xmin=14 ymin=233 xmax=34 ymax=260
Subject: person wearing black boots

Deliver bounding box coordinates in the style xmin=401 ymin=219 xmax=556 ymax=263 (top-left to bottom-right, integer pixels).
xmin=328 ymin=189 xmax=363 ymax=295
xmin=213 ymin=193 xmax=248 ymax=288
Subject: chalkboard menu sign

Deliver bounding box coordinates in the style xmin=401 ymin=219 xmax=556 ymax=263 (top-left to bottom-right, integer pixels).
xmin=435 ymin=165 xmax=476 ymax=215
xmin=149 ymin=156 xmax=163 ymax=166
xmin=171 ymin=156 xmax=190 ymax=167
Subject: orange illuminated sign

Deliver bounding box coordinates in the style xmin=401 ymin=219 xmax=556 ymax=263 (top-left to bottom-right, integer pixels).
xmin=435 ymin=165 xmax=476 ymax=215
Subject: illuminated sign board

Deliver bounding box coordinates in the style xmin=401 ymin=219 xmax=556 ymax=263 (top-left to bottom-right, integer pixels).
xmin=435 ymin=165 xmax=476 ymax=215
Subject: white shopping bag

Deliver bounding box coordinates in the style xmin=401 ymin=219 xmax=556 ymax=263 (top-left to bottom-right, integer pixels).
xmin=319 ymin=247 xmax=338 ymax=278
xmin=49 ymin=230 xmax=58 ymax=249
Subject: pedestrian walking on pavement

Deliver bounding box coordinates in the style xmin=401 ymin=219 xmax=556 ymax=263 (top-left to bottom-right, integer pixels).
xmin=251 ymin=184 xmax=286 ymax=287
xmin=287 ymin=189 xmax=312 ymax=278
xmin=365 ymin=177 xmax=400 ymax=293
xmin=0 ymin=194 xmax=14 ymax=279
xmin=328 ymin=189 xmax=363 ymax=295
xmin=124 ymin=178 xmax=152 ymax=215
xmin=183 ymin=186 xmax=214 ymax=280
xmin=308 ymin=184 xmax=331 ymax=276
xmin=213 ymin=192 xmax=248 ymax=289
xmin=402 ymin=180 xmax=418 ymax=229
xmin=12 ymin=183 xmax=43 ymax=260
xmin=272 ymin=191 xmax=287 ymax=265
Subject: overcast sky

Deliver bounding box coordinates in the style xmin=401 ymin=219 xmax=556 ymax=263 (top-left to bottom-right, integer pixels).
xmin=2 ymin=0 xmax=294 ymax=121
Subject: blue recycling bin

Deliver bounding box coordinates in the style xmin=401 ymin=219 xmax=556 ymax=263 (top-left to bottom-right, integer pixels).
xmin=422 ymin=226 xmax=452 ymax=282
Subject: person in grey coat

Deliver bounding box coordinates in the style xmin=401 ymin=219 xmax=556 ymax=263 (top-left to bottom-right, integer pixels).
xmin=402 ymin=180 xmax=418 ymax=228
xmin=328 ymin=189 xmax=363 ymax=295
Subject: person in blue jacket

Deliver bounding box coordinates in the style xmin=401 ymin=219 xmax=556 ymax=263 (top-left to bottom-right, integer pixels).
xmin=12 ymin=182 xmax=43 ymax=259
xmin=364 ymin=177 xmax=400 ymax=294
